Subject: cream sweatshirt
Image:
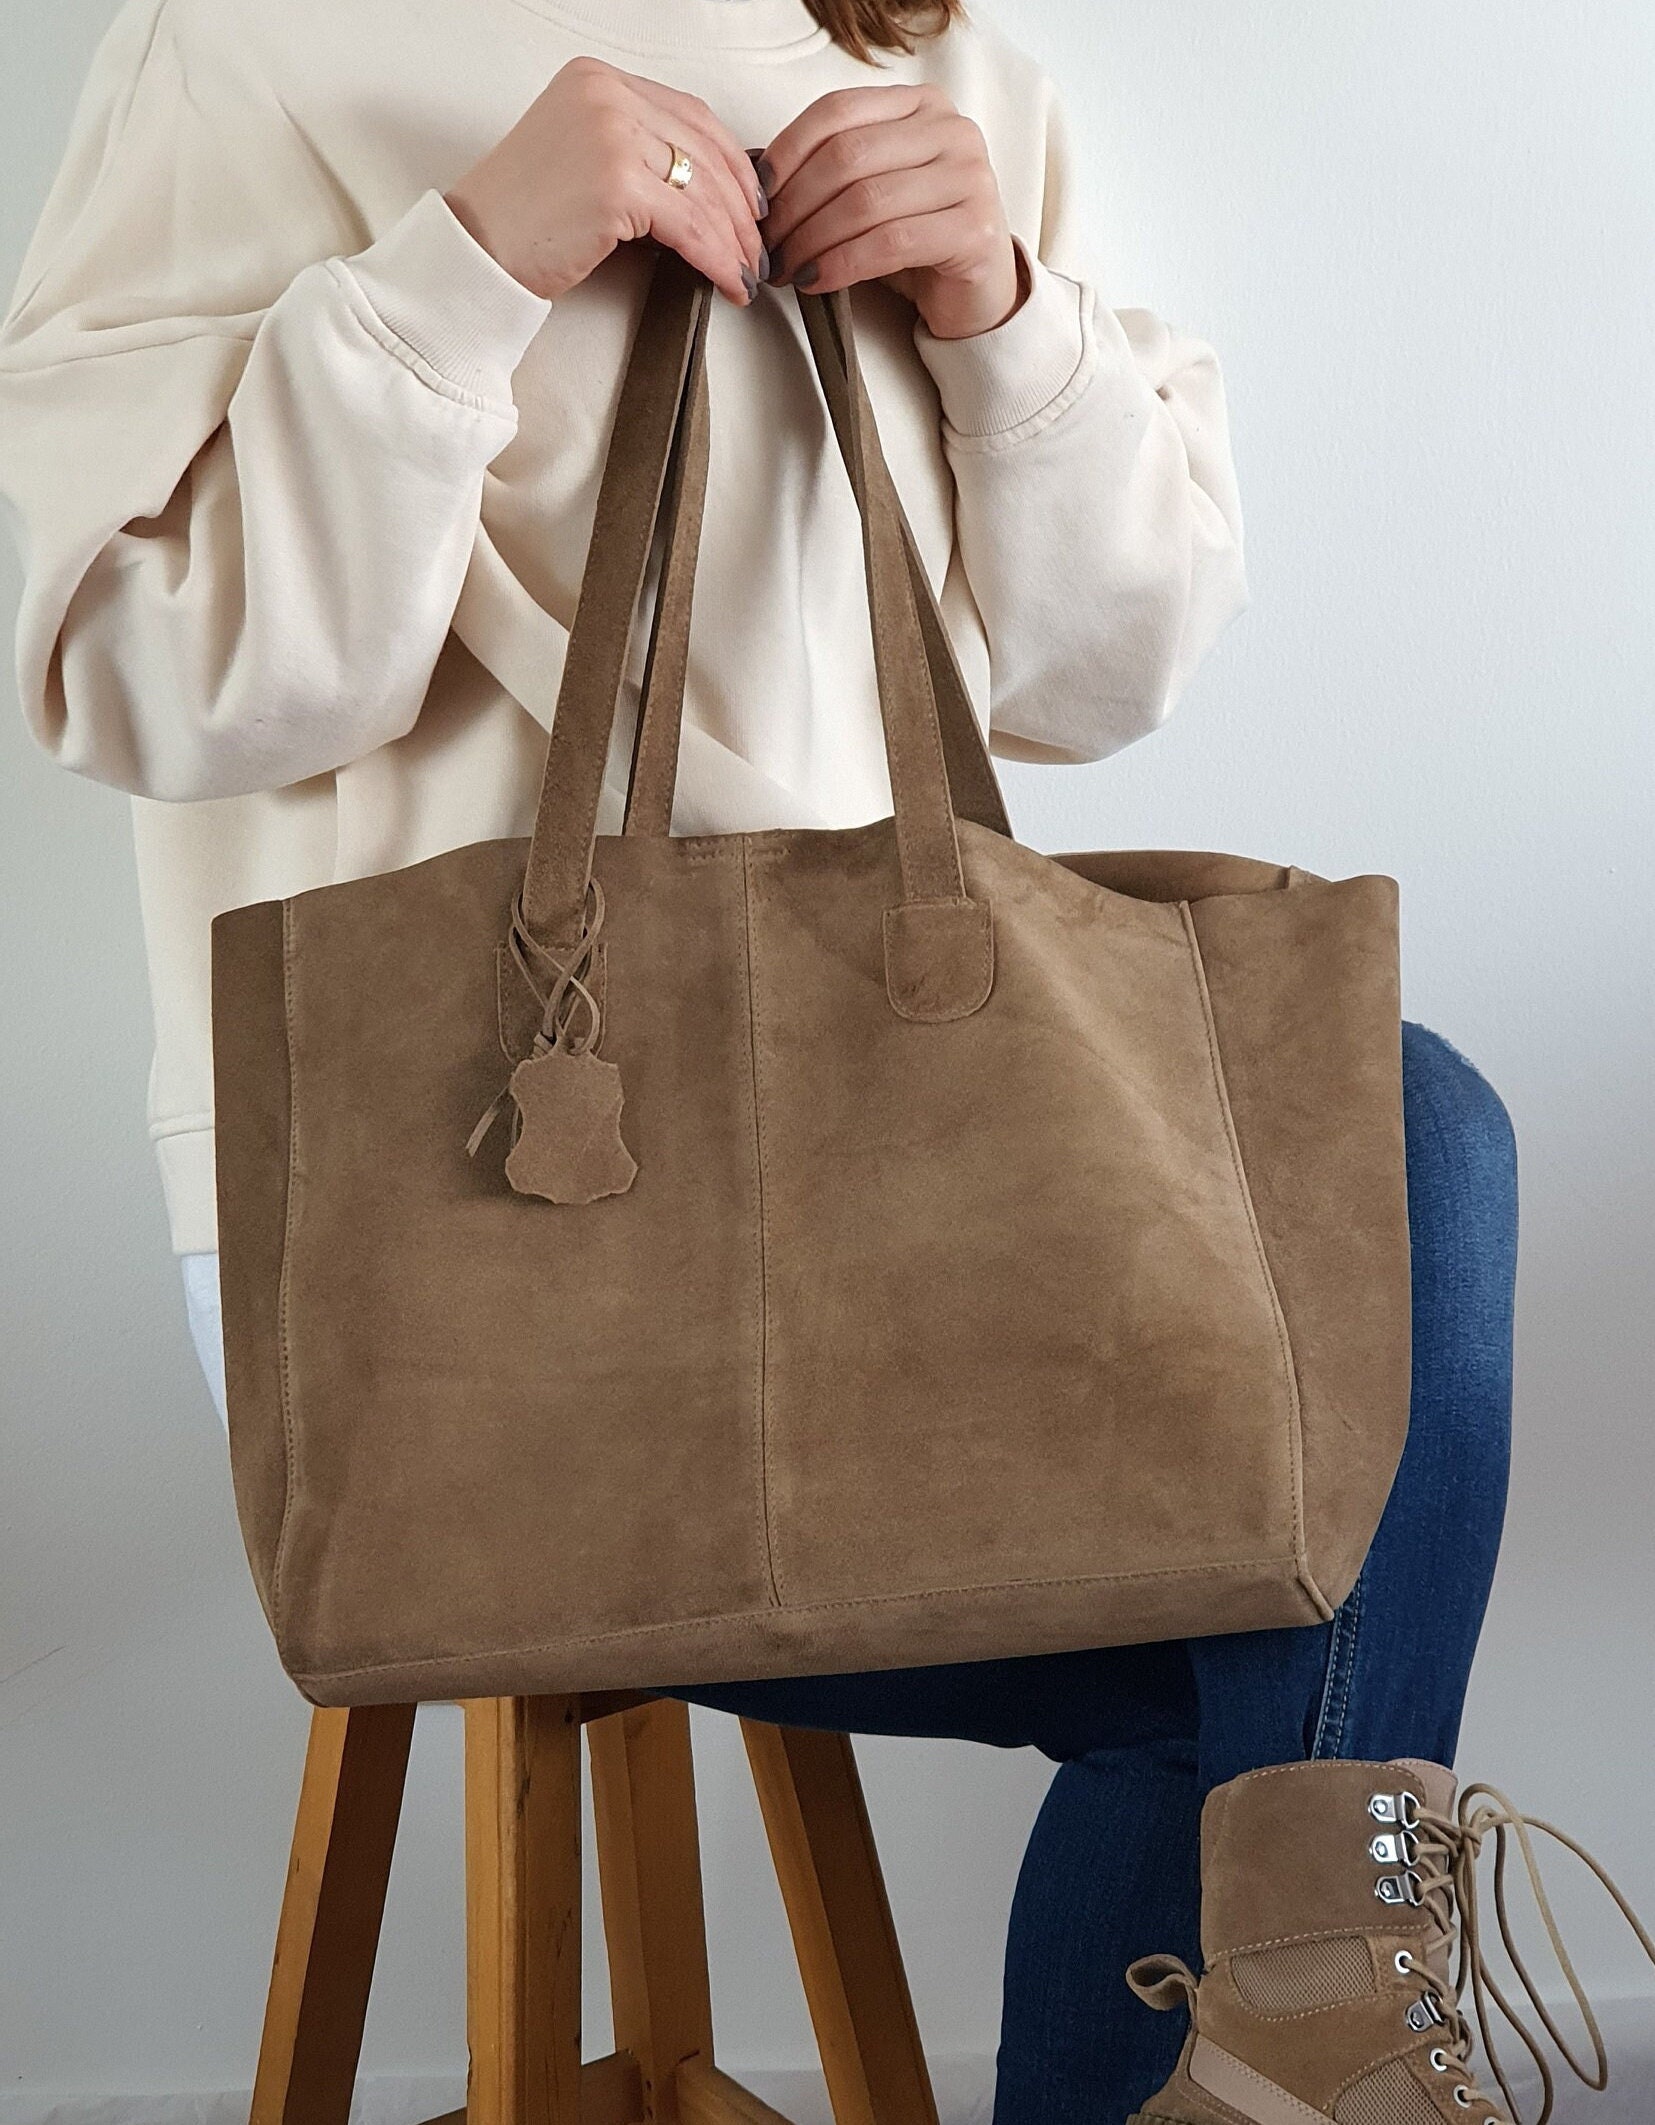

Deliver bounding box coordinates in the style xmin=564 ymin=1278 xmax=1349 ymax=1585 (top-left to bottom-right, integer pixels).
xmin=0 ymin=0 xmax=1247 ymax=1256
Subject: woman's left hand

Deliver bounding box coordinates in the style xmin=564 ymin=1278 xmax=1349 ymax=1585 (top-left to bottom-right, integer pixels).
xmin=758 ymin=86 xmax=1026 ymax=340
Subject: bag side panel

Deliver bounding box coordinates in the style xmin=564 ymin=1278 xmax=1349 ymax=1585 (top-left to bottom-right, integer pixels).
xmin=210 ymin=895 xmax=293 ymax=1631
xmin=269 ymin=833 xmax=776 ymax=1686
xmin=748 ymin=822 xmax=1307 ymax=1626
xmin=1190 ymin=876 xmax=1411 ymax=1609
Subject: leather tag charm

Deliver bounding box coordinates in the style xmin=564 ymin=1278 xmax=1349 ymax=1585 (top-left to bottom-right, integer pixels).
xmin=502 ymin=1046 xmax=638 ymax=1206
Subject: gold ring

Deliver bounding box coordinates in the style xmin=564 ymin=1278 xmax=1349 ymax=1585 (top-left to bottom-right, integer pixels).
xmin=665 ymin=145 xmax=694 ymax=192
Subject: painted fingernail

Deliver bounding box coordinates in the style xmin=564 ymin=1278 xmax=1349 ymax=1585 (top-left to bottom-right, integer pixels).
xmin=793 ymin=260 xmax=820 ymax=289
xmin=755 ymin=155 xmax=777 ymax=197
xmin=740 ymin=263 xmax=759 ymax=301
xmin=757 ymin=245 xmax=772 ymax=283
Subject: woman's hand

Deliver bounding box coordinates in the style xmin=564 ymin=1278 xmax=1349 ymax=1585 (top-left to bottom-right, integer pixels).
xmin=758 ymin=86 xmax=1025 ymax=340
xmin=445 ymin=58 xmax=765 ymax=307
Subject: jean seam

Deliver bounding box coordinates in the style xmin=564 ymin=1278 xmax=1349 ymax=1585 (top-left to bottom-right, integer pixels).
xmin=1310 ymin=1572 xmax=1363 ymax=1758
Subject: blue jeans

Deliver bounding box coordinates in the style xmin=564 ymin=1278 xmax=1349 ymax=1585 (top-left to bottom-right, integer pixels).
xmin=181 ymin=1023 xmax=1515 ymax=2124
xmin=662 ymin=1024 xmax=1518 ymax=2124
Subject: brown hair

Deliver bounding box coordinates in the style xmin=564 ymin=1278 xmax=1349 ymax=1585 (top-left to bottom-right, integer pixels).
xmin=805 ymin=0 xmax=966 ymax=61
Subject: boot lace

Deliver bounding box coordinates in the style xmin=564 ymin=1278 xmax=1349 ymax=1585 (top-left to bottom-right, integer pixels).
xmin=1375 ymin=1782 xmax=1655 ymax=2125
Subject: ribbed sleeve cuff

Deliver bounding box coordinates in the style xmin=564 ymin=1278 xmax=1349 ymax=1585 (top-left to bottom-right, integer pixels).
xmin=914 ymin=241 xmax=1091 ymax=442
xmin=342 ymin=188 xmax=552 ymax=403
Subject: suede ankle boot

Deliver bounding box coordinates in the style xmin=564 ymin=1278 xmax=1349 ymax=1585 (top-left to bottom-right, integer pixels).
xmin=1124 ymin=1757 xmax=1655 ymax=2125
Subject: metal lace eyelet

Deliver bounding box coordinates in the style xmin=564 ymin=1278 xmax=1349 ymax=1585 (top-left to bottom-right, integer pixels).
xmin=1395 ymin=1950 xmax=1415 ymax=1976
xmin=1406 ymin=1990 xmax=1447 ymax=2033
xmin=1375 ymin=1868 xmax=1424 ymax=1907
xmin=1454 ymin=2089 xmax=1474 ymax=2109
xmin=1372 ymin=1828 xmax=1421 ymax=1867
xmin=1430 ymin=2049 xmax=1451 ymax=2072
xmin=1369 ymin=1789 xmax=1423 ymax=1832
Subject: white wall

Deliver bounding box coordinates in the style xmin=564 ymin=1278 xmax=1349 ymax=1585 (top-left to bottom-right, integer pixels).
xmin=4 ymin=0 xmax=1653 ymax=2111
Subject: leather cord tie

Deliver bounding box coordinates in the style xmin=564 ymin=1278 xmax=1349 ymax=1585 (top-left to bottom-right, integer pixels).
xmin=465 ymin=881 xmax=638 ymax=1204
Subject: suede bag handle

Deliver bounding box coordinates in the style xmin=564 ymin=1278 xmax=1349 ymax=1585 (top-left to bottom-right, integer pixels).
xmin=621 ymin=280 xmax=1012 ymax=847
xmin=519 ymin=252 xmax=1003 ymax=1019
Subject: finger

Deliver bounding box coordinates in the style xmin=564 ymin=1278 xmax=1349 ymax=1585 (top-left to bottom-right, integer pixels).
xmin=781 ymin=202 xmax=986 ymax=298
xmin=769 ymin=156 xmax=969 ymax=286
xmin=761 ymin=84 xmax=946 ymax=196
xmin=761 ymin=115 xmax=962 ymax=252
xmin=625 ymin=72 xmax=767 ymax=222
xmin=644 ymin=175 xmax=756 ymax=305
xmin=636 ymin=113 xmax=763 ymax=275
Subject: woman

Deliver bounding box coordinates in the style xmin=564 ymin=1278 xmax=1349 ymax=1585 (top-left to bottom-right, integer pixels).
xmin=0 ymin=1 xmax=1525 ymax=2120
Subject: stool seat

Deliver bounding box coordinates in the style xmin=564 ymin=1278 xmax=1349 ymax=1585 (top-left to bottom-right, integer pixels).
xmin=249 ymin=1694 xmax=939 ymax=2125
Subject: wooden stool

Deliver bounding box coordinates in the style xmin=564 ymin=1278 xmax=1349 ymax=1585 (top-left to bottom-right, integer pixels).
xmin=249 ymin=1694 xmax=939 ymax=2125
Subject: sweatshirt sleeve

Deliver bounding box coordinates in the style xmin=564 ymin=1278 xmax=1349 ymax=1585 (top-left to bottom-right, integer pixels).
xmin=914 ymin=76 xmax=1249 ymax=765
xmin=0 ymin=0 xmax=550 ymax=803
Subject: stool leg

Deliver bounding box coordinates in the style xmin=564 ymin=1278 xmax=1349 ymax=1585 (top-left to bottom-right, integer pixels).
xmin=588 ymin=1699 xmax=715 ymax=2123
xmin=250 ymin=1702 xmax=417 ymax=2125
xmin=741 ymin=1724 xmax=938 ymax=2125
xmin=464 ymin=1697 xmax=584 ymax=2125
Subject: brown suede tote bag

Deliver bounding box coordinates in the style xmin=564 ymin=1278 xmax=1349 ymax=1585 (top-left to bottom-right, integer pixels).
xmin=212 ymin=255 xmax=1411 ymax=1707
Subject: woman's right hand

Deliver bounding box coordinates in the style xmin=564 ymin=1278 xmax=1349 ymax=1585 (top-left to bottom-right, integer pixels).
xmin=444 ymin=58 xmax=766 ymax=307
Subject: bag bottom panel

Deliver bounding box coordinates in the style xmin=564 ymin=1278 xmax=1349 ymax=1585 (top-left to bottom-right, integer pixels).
xmin=289 ymin=1554 xmax=1327 ymax=1706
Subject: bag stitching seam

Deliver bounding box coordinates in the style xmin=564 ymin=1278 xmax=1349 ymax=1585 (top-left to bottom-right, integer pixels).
xmin=741 ymin=843 xmax=784 ymax=1609
xmin=290 ymin=1555 xmax=1304 ymax=1685
xmin=271 ymin=900 xmax=301 ymax=1631
xmin=1179 ymin=901 xmax=1322 ymax=1618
